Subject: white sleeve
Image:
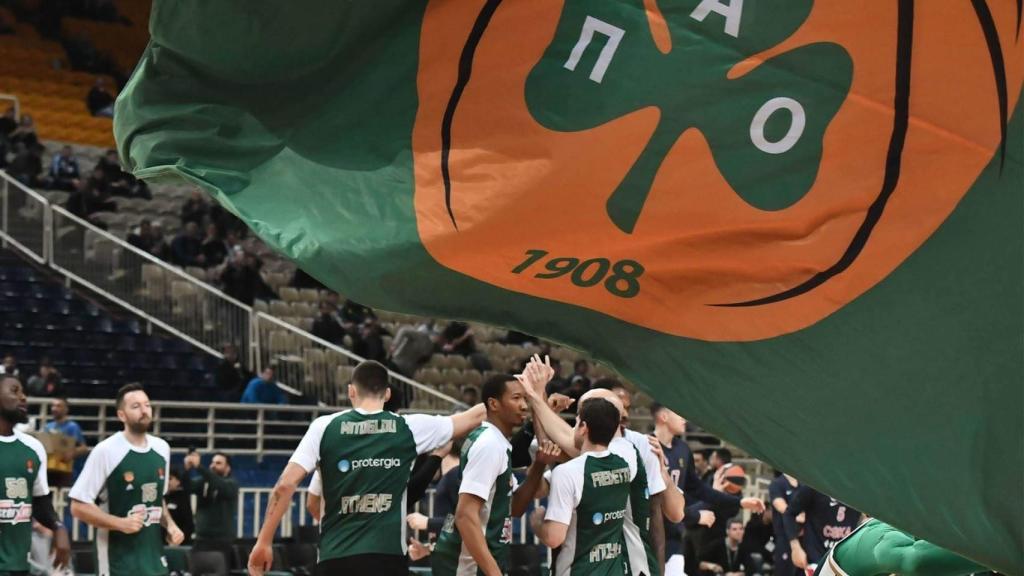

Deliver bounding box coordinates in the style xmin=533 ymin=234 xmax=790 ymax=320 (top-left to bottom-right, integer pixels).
xmin=459 ymin=436 xmax=507 ymax=500
xmin=154 ymin=437 xmax=172 ymax=496
xmin=69 ymin=442 xmax=111 ymax=503
xmin=629 ymin=431 xmax=666 ymax=495
xmin=544 ymin=462 xmax=583 ymax=525
xmin=289 ymin=415 xmax=333 ymax=473
xmin=25 ymin=436 xmax=49 ymax=497
xmin=308 ymin=471 xmax=322 ymax=496
xmin=405 ymin=414 xmax=454 ymax=454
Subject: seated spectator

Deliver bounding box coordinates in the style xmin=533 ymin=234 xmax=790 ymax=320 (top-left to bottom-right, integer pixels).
xmin=66 ymin=178 xmax=116 ymax=220
xmin=208 ymin=201 xmax=245 ymax=238
xmin=180 ymin=188 xmax=209 ymax=227
xmin=339 ymin=299 xmax=376 ymax=334
xmin=699 ymin=518 xmax=754 ymax=576
xmin=0 ymin=107 xmax=16 ymax=141
xmin=149 ymin=222 xmax=172 ymax=261
xmin=387 ymin=325 xmax=436 ymax=377
xmin=87 ymin=77 xmax=115 ymax=117
xmin=26 ymin=359 xmax=62 ymax=396
xmin=200 ymin=223 xmax=229 ymax=268
xmin=240 ymin=366 xmax=287 ymax=404
xmin=127 ymin=219 xmax=156 ymax=252
xmin=439 ymin=321 xmax=475 ymax=356
xmin=9 ymin=115 xmax=39 ymax=149
xmin=8 ymin=142 xmax=43 ymax=187
xmin=97 ymin=149 xmax=150 ymax=198
xmin=214 ymin=343 xmax=250 ymax=401
xmin=171 ymin=221 xmax=204 ymax=267
xmin=460 ymin=386 xmax=478 ymax=406
xmin=46 ymin=145 xmax=81 ymax=191
xmin=312 ymin=301 xmax=346 ymax=346
xmin=219 ymin=250 xmax=276 ymax=305
xmin=352 ymin=322 xmax=387 ymax=364
xmin=1 ymin=353 xmax=19 ymax=376
xmin=570 ymin=359 xmax=591 ymax=388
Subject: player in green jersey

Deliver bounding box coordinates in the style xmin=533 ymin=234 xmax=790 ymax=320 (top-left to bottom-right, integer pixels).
xmin=518 ymin=356 xmax=685 ymax=576
xmin=70 ymin=384 xmax=184 ymax=576
xmin=430 ymin=374 xmax=556 ymax=576
xmin=814 ymin=518 xmax=988 ymax=576
xmin=532 ymin=397 xmax=634 ymax=576
xmin=248 ymin=360 xmax=485 ymax=576
xmin=0 ymin=375 xmax=71 ymax=576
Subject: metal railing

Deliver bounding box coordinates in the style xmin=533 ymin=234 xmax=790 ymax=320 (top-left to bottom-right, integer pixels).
xmin=0 ymin=169 xmax=463 ymax=410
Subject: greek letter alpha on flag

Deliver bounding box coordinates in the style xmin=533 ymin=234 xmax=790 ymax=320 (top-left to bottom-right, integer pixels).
xmin=115 ymin=1 xmax=1022 ymax=571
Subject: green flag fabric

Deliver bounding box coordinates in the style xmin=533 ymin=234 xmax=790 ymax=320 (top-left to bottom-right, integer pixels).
xmin=114 ymin=1 xmax=1023 ymax=572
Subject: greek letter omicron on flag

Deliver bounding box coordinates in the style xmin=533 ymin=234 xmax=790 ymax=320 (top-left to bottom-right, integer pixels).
xmin=114 ymin=1 xmax=1023 ymax=573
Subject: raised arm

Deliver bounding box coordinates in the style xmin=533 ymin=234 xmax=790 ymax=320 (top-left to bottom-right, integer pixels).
xmin=450 ymin=403 xmax=486 ymax=438
xmin=517 ymin=356 xmax=579 ymax=457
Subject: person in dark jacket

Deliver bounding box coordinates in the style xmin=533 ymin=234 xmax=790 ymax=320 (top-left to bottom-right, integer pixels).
xmin=164 ymin=467 xmax=195 ymax=545
xmin=185 ymin=450 xmax=239 ymax=556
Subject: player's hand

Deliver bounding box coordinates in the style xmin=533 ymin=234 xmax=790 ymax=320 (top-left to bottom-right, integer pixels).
xmin=791 ymin=543 xmax=808 ymax=569
xmin=547 ymin=393 xmax=575 ymax=413
xmin=406 ymin=512 xmax=429 ymax=531
xmin=535 ymin=440 xmax=562 ymax=465
xmin=740 ymin=497 xmax=765 ymax=514
xmin=166 ymin=523 xmax=184 ymax=546
xmin=248 ymin=543 xmax=274 ymax=576
xmin=118 ymin=511 xmax=145 ymax=534
xmin=407 ymin=538 xmax=431 ymax=561
xmin=52 ymin=527 xmax=71 ymax=569
xmin=646 ymin=435 xmax=668 ymax=468
xmin=529 ymin=506 xmax=546 ymax=533
xmin=697 ymin=509 xmax=716 ymax=527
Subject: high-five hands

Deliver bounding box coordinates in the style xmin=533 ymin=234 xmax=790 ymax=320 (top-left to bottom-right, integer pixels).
xmin=515 ymin=354 xmax=555 ymax=399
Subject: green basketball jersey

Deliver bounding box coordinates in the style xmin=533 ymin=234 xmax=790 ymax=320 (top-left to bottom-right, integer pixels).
xmin=289 ymin=408 xmax=452 ymax=561
xmin=620 ymin=429 xmax=668 ymax=576
xmin=547 ymin=450 xmax=634 ymax=576
xmin=0 ymin=432 xmax=47 ymax=573
xmin=432 ymin=422 xmax=517 ymax=576
xmin=69 ymin=432 xmax=170 ymax=576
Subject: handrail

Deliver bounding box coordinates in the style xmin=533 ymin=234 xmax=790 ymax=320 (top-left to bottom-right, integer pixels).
xmin=0 ymin=168 xmax=460 ymax=410
xmin=256 ymin=312 xmax=468 ymax=408
xmin=51 ymin=204 xmax=255 ymax=311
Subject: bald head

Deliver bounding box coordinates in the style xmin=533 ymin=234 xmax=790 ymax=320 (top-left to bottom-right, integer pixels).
xmin=579 ymin=388 xmax=626 ymax=419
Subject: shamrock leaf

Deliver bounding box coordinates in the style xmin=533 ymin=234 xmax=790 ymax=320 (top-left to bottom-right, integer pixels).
xmin=525 ymin=0 xmax=853 ymax=233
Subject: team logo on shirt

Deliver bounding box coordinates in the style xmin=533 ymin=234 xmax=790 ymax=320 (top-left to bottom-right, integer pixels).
xmin=592 ymin=512 xmax=604 ymax=525
xmin=592 ymin=509 xmax=626 ymax=525
xmin=124 ymin=471 xmax=135 ymax=483
xmin=157 ymin=468 xmax=164 ymax=479
xmin=0 ymin=500 xmax=32 ymax=524
xmin=26 ymin=460 xmax=33 ymax=474
xmin=337 ymin=460 xmax=351 ymax=472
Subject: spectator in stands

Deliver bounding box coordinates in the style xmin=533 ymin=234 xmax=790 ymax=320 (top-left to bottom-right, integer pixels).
xmin=46 ymin=146 xmax=81 ymax=191
xmin=149 ymin=222 xmax=172 ymax=261
xmin=699 ymin=518 xmax=753 ymax=576
xmin=127 ymin=219 xmax=156 ymax=252
xmin=180 ymin=188 xmax=209 ymax=227
xmin=339 ymin=299 xmax=376 ymax=335
xmin=740 ymin=507 xmax=773 ymax=573
xmin=219 ymin=250 xmax=276 ymax=305
xmin=208 ymin=201 xmax=245 ymax=239
xmin=214 ymin=343 xmax=249 ymax=401
xmin=171 ymin=221 xmax=204 ymax=267
xmin=439 ymin=321 xmax=492 ymax=371
xmin=26 ymin=359 xmax=62 ymax=396
xmin=570 ymin=359 xmax=591 ymax=388
xmin=65 ymin=178 xmax=115 ymax=220
xmin=43 ymin=398 xmax=89 ymax=488
xmin=387 ymin=325 xmax=436 ymax=377
xmin=1 ymin=353 xmax=19 ymax=376
xmin=184 ymin=450 xmax=239 ymax=557
xmin=240 ymin=366 xmax=287 ymax=404
xmin=460 ymin=386 xmax=478 ymax=407
xmin=0 ymin=107 xmax=16 ymax=141
xmin=200 ymin=223 xmax=229 ymax=268
xmin=353 ymin=322 xmax=387 ymax=364
xmin=97 ymin=149 xmax=150 ymax=199
xmin=9 ymin=114 xmax=39 ymax=149
xmin=312 ymin=301 xmax=346 ymax=346
xmin=165 ymin=467 xmax=194 ymax=545
xmin=8 ymin=142 xmax=43 ymax=187
xmin=710 ymin=448 xmax=733 ymax=477
xmin=694 ymin=450 xmax=712 ymax=483
xmin=87 ymin=77 xmax=115 ymax=117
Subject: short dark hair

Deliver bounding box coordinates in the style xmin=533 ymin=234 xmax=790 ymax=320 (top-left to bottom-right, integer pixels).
xmin=728 ymin=517 xmax=744 ymax=529
xmin=577 ymin=398 xmax=620 ymax=446
xmin=352 ymin=360 xmax=389 ymax=396
xmin=212 ymin=451 xmax=232 ymax=466
xmin=116 ymin=383 xmax=146 ymax=409
xmin=649 ymin=402 xmax=666 ymax=417
xmin=169 ymin=467 xmax=184 ymax=482
xmin=52 ymin=397 xmax=68 ymax=406
xmin=481 ymin=375 xmax=513 ymax=408
xmin=591 ymin=378 xmax=625 ymax=392
xmin=714 ymin=448 xmax=733 ymax=464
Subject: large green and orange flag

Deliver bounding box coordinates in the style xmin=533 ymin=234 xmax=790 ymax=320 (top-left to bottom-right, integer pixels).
xmin=115 ymin=1 xmax=1022 ymax=572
